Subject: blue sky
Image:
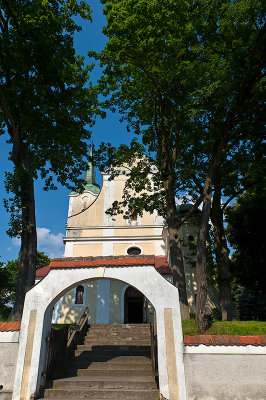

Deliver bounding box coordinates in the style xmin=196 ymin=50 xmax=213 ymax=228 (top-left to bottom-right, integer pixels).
xmin=0 ymin=2 xmax=132 ymax=263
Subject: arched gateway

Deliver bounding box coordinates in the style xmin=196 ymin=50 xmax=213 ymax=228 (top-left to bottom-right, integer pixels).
xmin=13 ymin=261 xmax=187 ymax=400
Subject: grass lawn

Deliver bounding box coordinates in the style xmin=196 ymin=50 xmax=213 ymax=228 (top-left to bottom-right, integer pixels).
xmin=182 ymin=320 xmax=266 ymax=335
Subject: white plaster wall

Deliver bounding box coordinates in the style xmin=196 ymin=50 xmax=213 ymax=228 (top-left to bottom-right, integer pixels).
xmin=0 ymin=332 xmax=19 ymax=343
xmin=0 ymin=342 xmax=19 ymax=394
xmin=184 ymin=353 xmax=266 ymax=400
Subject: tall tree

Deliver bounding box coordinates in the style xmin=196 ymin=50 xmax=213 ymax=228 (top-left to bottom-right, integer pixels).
xmin=96 ymin=0 xmax=265 ymax=330
xmin=95 ymin=0 xmax=211 ymax=319
xmin=191 ymin=0 xmax=265 ymax=329
xmin=210 ymin=141 xmax=264 ymax=320
xmin=0 ymin=0 xmax=99 ymax=320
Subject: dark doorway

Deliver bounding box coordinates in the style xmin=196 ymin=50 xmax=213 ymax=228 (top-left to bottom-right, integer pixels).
xmin=124 ymin=286 xmax=145 ymax=323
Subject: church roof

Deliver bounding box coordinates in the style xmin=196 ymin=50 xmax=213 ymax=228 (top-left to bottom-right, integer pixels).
xmin=36 ymin=255 xmax=172 ymax=278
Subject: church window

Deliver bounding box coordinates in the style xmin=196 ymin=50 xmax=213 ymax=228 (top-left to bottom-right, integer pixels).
xmin=127 ymin=246 xmax=141 ymax=255
xmin=75 ymin=285 xmax=85 ymax=305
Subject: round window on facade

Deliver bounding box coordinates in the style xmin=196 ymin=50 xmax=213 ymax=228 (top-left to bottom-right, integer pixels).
xmin=127 ymin=247 xmax=141 ymax=255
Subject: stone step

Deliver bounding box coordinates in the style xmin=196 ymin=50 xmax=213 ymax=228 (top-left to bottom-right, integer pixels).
xmin=76 ymin=344 xmax=150 ymax=350
xmin=73 ymin=352 xmax=151 ymax=359
xmin=41 ymin=391 xmax=159 ymax=400
xmin=86 ymin=329 xmax=150 ymax=334
xmin=69 ymin=355 xmax=151 ymax=364
xmin=66 ymin=361 xmax=152 ymax=370
xmin=88 ymin=324 xmax=150 ymax=328
xmin=52 ymin=376 xmax=157 ymax=390
xmin=43 ymin=389 xmax=159 ymax=399
xmin=85 ymin=334 xmax=150 ymax=340
xmin=74 ymin=348 xmax=151 ymax=357
xmin=87 ymin=327 xmax=150 ymax=331
xmin=79 ymin=342 xmax=150 ymax=348
xmin=77 ymin=369 xmax=153 ymax=377
xmin=85 ymin=334 xmax=150 ymax=341
xmin=41 ymin=324 xmax=157 ymax=400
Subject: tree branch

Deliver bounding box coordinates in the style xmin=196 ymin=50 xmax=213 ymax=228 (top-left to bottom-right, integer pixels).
xmin=221 ymin=179 xmax=259 ymax=210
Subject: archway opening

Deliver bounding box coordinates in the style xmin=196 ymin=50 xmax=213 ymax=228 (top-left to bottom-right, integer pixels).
xmin=124 ymin=286 xmax=145 ymax=323
xmin=14 ymin=267 xmax=186 ymax=400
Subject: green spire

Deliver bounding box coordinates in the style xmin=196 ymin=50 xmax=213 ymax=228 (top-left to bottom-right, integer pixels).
xmin=83 ymin=147 xmax=101 ymax=194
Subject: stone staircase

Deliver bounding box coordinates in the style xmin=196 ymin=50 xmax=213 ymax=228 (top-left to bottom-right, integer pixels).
xmin=42 ymin=324 xmax=159 ymax=400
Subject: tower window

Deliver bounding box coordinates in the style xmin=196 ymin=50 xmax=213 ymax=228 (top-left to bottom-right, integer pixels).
xmin=75 ymin=285 xmax=85 ymax=305
xmin=127 ymin=247 xmax=141 ymax=255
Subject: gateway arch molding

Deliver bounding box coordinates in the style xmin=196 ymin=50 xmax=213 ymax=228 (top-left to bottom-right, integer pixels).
xmin=13 ymin=265 xmax=187 ymax=400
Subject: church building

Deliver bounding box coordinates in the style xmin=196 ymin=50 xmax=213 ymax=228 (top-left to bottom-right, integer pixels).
xmin=36 ymin=155 xmax=215 ymax=324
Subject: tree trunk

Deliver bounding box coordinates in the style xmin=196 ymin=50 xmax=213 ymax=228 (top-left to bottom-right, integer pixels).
xmin=158 ymin=100 xmax=190 ymax=320
xmin=11 ymin=147 xmax=37 ymax=320
xmin=211 ymin=187 xmax=237 ymax=321
xmin=168 ymin=223 xmax=190 ymax=319
xmin=195 ymin=178 xmax=212 ymax=331
xmin=195 ymin=132 xmax=230 ymax=331
xmin=164 ymin=177 xmax=190 ymax=320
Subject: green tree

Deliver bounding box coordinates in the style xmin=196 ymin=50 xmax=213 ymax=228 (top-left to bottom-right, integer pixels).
xmin=0 ymin=0 xmax=100 ymax=320
xmin=0 ymin=252 xmax=50 ymax=315
xmin=226 ymin=178 xmax=266 ymax=320
xmin=210 ymin=143 xmax=264 ymax=321
xmin=95 ymin=0 xmax=209 ymax=319
xmin=96 ymin=0 xmax=265 ymax=330
xmin=188 ymin=0 xmax=265 ymax=329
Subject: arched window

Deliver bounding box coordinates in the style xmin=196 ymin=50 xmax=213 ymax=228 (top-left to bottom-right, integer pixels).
xmin=75 ymin=285 xmax=84 ymax=305
xmin=127 ymin=246 xmax=141 ymax=255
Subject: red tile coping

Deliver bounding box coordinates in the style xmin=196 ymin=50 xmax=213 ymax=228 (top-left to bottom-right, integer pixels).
xmin=0 ymin=321 xmax=21 ymax=332
xmin=184 ymin=335 xmax=266 ymax=346
xmin=36 ymin=255 xmax=172 ymax=277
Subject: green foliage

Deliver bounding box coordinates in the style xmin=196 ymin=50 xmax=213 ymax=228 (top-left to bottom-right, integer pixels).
xmin=226 ymin=178 xmax=266 ymax=320
xmin=0 ymin=306 xmax=12 ymax=321
xmin=95 ymin=0 xmax=265 ymax=331
xmin=0 ymin=252 xmax=50 ymax=309
xmin=95 ymin=0 xmax=265 ymax=217
xmin=0 ymin=0 xmax=101 ymax=236
xmin=0 ymin=261 xmax=14 ymax=310
xmin=226 ymin=179 xmax=266 ymax=292
xmin=233 ymin=285 xmax=266 ymax=321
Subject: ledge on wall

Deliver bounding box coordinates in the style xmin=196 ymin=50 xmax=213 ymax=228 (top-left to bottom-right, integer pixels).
xmin=184 ymin=335 xmax=266 ymax=346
